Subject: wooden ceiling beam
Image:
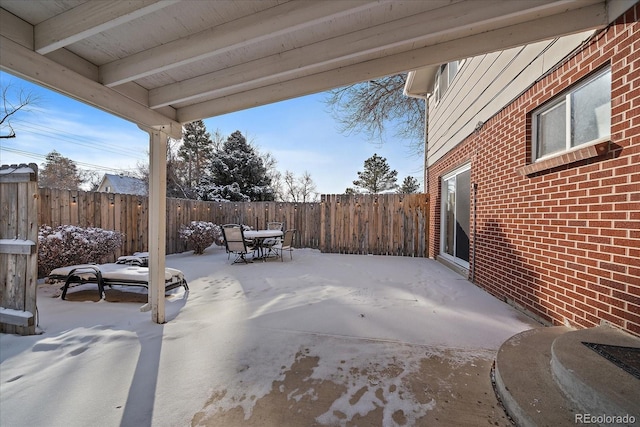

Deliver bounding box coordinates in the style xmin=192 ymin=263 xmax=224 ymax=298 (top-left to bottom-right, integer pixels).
xmin=150 ymin=0 xmax=574 ymax=109
xmin=35 ymin=0 xmax=178 ymax=55
xmin=98 ymin=0 xmax=383 ymax=87
xmin=1 ymin=35 xmax=182 ymax=139
xmin=176 ymin=2 xmax=607 ymax=123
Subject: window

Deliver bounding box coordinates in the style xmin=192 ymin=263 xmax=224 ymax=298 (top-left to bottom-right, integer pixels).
xmin=533 ymin=67 xmax=611 ymax=161
xmin=433 ymin=60 xmax=464 ymax=103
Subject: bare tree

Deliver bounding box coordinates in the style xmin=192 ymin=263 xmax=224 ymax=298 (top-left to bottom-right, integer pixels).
xmin=261 ymin=150 xmax=281 ymax=196
xmin=84 ymin=170 xmax=102 ymax=191
xmin=282 ymin=170 xmax=318 ymax=202
xmin=39 ymin=150 xmax=86 ymax=190
xmin=210 ymin=128 xmax=226 ymax=152
xmin=298 ymin=171 xmax=318 ymax=202
xmin=282 ymin=171 xmax=297 ymax=201
xmin=325 ymin=74 xmax=425 ymax=155
xmin=270 ymin=169 xmax=284 ymax=201
xmin=1 ymin=84 xmax=39 ymax=139
xmin=136 ymin=136 xmax=188 ymax=198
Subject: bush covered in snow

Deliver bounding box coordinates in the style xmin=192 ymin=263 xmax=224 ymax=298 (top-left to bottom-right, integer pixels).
xmin=38 ymin=225 xmax=124 ymax=276
xmin=179 ymin=221 xmax=222 ymax=254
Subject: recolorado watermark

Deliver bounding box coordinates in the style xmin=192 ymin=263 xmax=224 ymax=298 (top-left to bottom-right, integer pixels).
xmin=575 ymin=413 xmax=636 ymax=424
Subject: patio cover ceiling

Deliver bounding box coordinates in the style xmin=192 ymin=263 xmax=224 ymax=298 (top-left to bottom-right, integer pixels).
xmin=0 ymin=0 xmax=625 ymax=140
xmin=0 ymin=0 xmax=627 ymax=324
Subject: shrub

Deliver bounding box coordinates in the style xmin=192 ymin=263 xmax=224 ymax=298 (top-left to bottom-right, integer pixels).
xmin=179 ymin=221 xmax=222 ymax=254
xmin=38 ymin=225 xmax=124 ymax=276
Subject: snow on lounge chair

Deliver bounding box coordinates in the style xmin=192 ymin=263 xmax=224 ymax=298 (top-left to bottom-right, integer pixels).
xmin=116 ymin=252 xmax=149 ymax=267
xmin=47 ymin=262 xmax=188 ymax=300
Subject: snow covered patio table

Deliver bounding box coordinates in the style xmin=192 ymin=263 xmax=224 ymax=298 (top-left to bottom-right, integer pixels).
xmin=0 ymin=248 xmax=539 ymax=427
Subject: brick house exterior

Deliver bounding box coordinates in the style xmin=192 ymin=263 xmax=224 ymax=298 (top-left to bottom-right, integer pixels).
xmin=426 ymin=6 xmax=639 ymax=335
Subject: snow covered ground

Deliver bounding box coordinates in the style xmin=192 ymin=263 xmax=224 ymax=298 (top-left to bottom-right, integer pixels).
xmin=1 ymin=248 xmax=538 ymax=426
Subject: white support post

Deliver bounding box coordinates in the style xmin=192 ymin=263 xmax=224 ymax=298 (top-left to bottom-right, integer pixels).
xmin=147 ymin=128 xmax=167 ymax=324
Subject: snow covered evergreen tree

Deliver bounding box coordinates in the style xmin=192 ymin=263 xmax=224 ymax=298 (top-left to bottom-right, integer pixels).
xmin=177 ymin=120 xmax=214 ymax=196
xmin=398 ymin=176 xmax=420 ymax=194
xmin=199 ymin=130 xmax=274 ymax=201
xmin=352 ymin=153 xmax=398 ymax=194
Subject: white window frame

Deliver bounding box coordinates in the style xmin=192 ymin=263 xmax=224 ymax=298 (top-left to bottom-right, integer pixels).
xmin=532 ymin=67 xmax=611 ymax=162
xmin=433 ymin=60 xmax=464 ymax=105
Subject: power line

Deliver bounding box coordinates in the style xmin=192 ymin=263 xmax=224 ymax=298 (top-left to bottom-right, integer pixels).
xmin=0 ymin=146 xmax=141 ymax=174
xmin=11 ymin=119 xmax=148 ymax=160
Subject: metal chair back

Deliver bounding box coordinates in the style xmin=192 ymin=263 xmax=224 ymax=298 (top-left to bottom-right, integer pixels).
xmin=276 ymin=229 xmax=296 ymax=261
xmin=267 ymin=222 xmax=284 ymax=231
xmin=221 ymin=224 xmax=253 ymax=264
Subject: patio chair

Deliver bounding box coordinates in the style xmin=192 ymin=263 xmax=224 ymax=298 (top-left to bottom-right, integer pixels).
xmin=261 ymin=222 xmax=284 ymax=258
xmin=221 ymin=224 xmax=237 ymax=259
xmin=221 ymin=224 xmax=256 ymax=264
xmin=272 ymin=229 xmax=296 ymax=261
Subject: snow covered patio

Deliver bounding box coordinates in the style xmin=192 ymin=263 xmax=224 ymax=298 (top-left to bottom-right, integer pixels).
xmin=1 ymin=248 xmax=539 ymax=426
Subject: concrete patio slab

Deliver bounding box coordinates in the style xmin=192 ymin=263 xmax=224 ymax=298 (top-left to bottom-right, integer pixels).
xmin=1 ymin=248 xmax=540 ymax=426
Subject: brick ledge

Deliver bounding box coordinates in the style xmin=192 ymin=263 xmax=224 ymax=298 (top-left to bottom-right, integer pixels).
xmin=517 ymin=140 xmax=610 ymax=176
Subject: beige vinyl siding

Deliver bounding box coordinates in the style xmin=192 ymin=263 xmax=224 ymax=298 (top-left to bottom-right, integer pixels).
xmin=427 ymin=31 xmax=595 ymax=167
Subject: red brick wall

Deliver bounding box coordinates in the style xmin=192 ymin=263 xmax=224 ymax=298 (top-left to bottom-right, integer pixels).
xmin=427 ymin=5 xmax=640 ymax=335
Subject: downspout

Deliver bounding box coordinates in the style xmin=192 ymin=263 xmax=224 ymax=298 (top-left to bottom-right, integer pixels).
xmin=402 ymin=90 xmax=430 ymax=192
xmin=419 ymin=100 xmax=429 ymax=194
xmin=472 ymin=182 xmax=478 ymax=283
xmin=404 ymin=85 xmax=430 ymax=259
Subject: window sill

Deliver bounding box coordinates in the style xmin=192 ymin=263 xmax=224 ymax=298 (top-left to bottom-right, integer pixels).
xmin=517 ymin=139 xmax=610 ymax=176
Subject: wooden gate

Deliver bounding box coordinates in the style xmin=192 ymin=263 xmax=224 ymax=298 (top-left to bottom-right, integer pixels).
xmin=0 ymin=164 xmax=38 ymax=335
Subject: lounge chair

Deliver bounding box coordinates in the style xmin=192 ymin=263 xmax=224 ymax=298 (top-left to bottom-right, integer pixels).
xmin=47 ymin=263 xmax=188 ymax=300
xmin=116 ymin=252 xmax=149 ymax=267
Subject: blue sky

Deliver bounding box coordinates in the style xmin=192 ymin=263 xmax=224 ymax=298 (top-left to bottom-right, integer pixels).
xmin=0 ymin=71 xmax=423 ymax=195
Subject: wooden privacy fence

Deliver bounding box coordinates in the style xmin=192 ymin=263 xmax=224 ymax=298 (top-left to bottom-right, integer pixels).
xmin=37 ymin=189 xmax=429 ymax=258
xmin=320 ymin=193 xmax=429 ymax=256
xmin=200 ymin=199 xmax=321 ymax=250
xmin=37 ymin=188 xmax=321 ymax=256
xmin=1 ymin=164 xmax=38 ymax=335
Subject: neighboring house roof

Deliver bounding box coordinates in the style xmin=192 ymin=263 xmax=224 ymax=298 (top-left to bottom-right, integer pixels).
xmin=98 ymin=174 xmax=147 ymax=196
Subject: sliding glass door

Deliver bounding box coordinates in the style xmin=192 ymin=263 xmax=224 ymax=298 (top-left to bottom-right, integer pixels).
xmin=441 ymin=165 xmax=471 ymax=269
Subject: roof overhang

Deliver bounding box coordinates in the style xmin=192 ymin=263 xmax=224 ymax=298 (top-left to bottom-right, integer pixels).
xmin=1 ymin=0 xmax=628 ymax=135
